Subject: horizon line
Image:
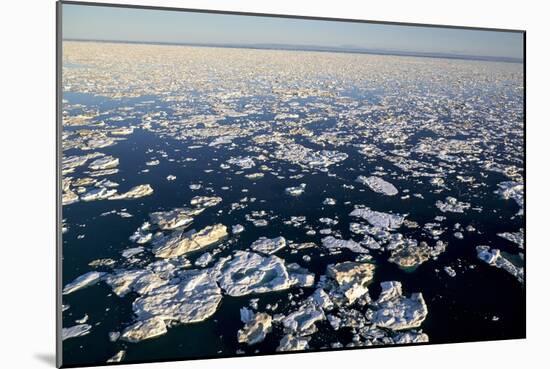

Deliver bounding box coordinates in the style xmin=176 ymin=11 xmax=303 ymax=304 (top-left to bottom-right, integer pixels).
xmin=62 ymin=38 xmax=524 ymax=64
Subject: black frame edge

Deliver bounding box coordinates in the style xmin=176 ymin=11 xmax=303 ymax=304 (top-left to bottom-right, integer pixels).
xmin=56 ymin=1 xmax=64 ymax=368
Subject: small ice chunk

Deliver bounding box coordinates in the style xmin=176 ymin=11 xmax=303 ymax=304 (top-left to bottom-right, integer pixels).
xmin=444 ymin=266 xmax=457 ymax=277
xmin=62 ymin=324 xmax=92 ymax=340
xmin=435 ymin=197 xmax=470 ymax=213
xmin=285 ymin=183 xmax=307 ymax=196
xmin=323 ymin=198 xmax=336 ymax=206
xmin=107 ymin=350 xmax=126 ymax=363
xmin=232 ymin=224 xmax=245 ymax=234
xmin=63 ymin=271 xmax=106 ymax=295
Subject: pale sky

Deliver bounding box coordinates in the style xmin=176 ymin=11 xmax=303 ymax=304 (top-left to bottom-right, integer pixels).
xmin=63 ymin=3 xmax=524 ymax=60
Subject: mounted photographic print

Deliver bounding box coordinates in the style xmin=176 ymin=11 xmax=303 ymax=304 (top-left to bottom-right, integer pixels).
xmin=57 ymin=1 xmax=526 ymax=367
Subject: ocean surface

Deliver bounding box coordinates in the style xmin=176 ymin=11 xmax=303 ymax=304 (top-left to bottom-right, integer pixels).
xmin=61 ymin=42 xmax=525 ymax=367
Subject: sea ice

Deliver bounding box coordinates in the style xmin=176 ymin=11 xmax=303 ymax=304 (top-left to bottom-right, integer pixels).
xmin=476 ymin=246 xmax=524 ymax=283
xmin=109 ymin=184 xmax=153 ymax=200
xmin=356 ymin=176 xmax=398 ymax=196
xmin=63 ymin=271 xmax=106 ymax=295
xmin=285 ymin=183 xmax=307 ymax=196
xmin=495 ymin=181 xmax=524 ymax=215
xmin=153 ymin=224 xmax=228 ymax=258
xmin=120 ymin=317 xmax=168 ymax=343
xmin=132 ymin=269 xmax=222 ymax=323
xmin=497 ymin=229 xmax=524 ymax=249
xmin=215 ymin=251 xmax=297 ymax=296
xmin=106 ymin=350 xmax=126 ymax=363
xmin=349 ymin=207 xmax=405 ymax=230
xmin=190 ymin=196 xmax=222 ymax=208
xmin=326 ymin=261 xmax=375 ymax=304
xmin=149 ymin=207 xmax=203 ymax=230
xmin=371 ymin=281 xmax=428 ymax=330
xmin=237 ymin=307 xmax=272 ymax=345
xmin=88 ymin=155 xmax=119 ymax=171
xmin=435 ymin=197 xmax=470 ymax=213
xmin=250 ymin=236 xmax=286 ymax=254
xmin=232 ymin=224 xmax=245 ymax=234
xmin=321 ymin=236 xmax=369 ymax=254
xmin=104 ymin=270 xmax=168 ymax=297
xmin=62 ymin=324 xmax=92 ymax=340
xmin=80 ymin=187 xmax=117 ymax=202
xmin=276 ymin=334 xmax=309 ymax=352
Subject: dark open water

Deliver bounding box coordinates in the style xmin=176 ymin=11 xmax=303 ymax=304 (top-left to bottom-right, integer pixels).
xmin=61 ymin=88 xmax=525 ymax=366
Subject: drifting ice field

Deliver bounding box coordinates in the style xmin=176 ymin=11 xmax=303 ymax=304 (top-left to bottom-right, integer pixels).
xmin=61 ymin=41 xmax=525 ymax=366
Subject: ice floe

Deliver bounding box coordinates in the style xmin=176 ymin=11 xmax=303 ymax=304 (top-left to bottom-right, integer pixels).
xmin=150 ymin=207 xmax=203 ymax=230
xmin=63 ymin=271 xmax=106 ymax=295
xmin=214 ymin=251 xmax=307 ymax=296
xmin=132 ymin=269 xmax=222 ymax=323
xmin=476 ymin=246 xmax=524 ymax=283
xmin=389 ymin=240 xmax=446 ymax=268
xmin=237 ymin=308 xmax=272 ymax=345
xmin=371 ymin=281 xmax=428 ymax=330
xmin=435 ymin=197 xmax=470 ymax=213
xmin=285 ymin=183 xmax=306 ymax=196
xmin=321 ymin=236 xmax=369 ymax=254
xmin=109 ymin=184 xmax=153 ymax=200
xmin=349 ymin=207 xmax=405 ymax=230
xmin=356 ymin=176 xmax=398 ymax=196
xmin=88 ymin=155 xmax=119 ymax=171
xmin=495 ymin=181 xmax=524 ymax=215
xmin=120 ymin=317 xmax=168 ymax=343
xmin=326 ymin=262 xmax=375 ymax=304
xmin=250 ymin=236 xmax=286 ymax=255
xmin=62 ymin=324 xmax=92 ymax=340
xmin=152 ymin=224 xmax=228 ymax=258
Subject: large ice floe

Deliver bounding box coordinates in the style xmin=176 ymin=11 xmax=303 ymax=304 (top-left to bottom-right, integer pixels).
xmin=152 ymin=224 xmax=228 ymax=258
xmin=62 ymin=324 xmax=92 ymax=340
xmin=63 ymin=271 xmax=106 ymax=294
xmin=214 ymin=251 xmax=313 ymax=296
xmin=64 ymin=267 xmax=224 ymax=343
xmin=103 ymin=270 xmax=168 ymax=297
xmin=476 ymin=246 xmax=524 ymax=284
xmin=88 ymin=155 xmax=119 ymax=171
xmin=326 ymin=262 xmax=375 ymax=304
xmin=495 ymin=181 xmax=524 ymax=215
xmin=370 ymin=281 xmax=428 ymax=330
xmin=321 ymin=236 xmax=369 ymax=254
xmin=149 ymin=207 xmax=204 ymax=230
xmin=497 ymin=229 xmax=524 ymax=249
xmin=356 ymin=176 xmax=398 ymax=196
xmin=109 ymin=184 xmax=153 ymax=200
xmin=132 ymin=269 xmax=223 ymax=324
xmin=80 ymin=187 xmax=117 ymax=202
xmin=349 ymin=207 xmax=405 ymax=230
xmin=388 ymin=240 xmax=447 ymax=268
